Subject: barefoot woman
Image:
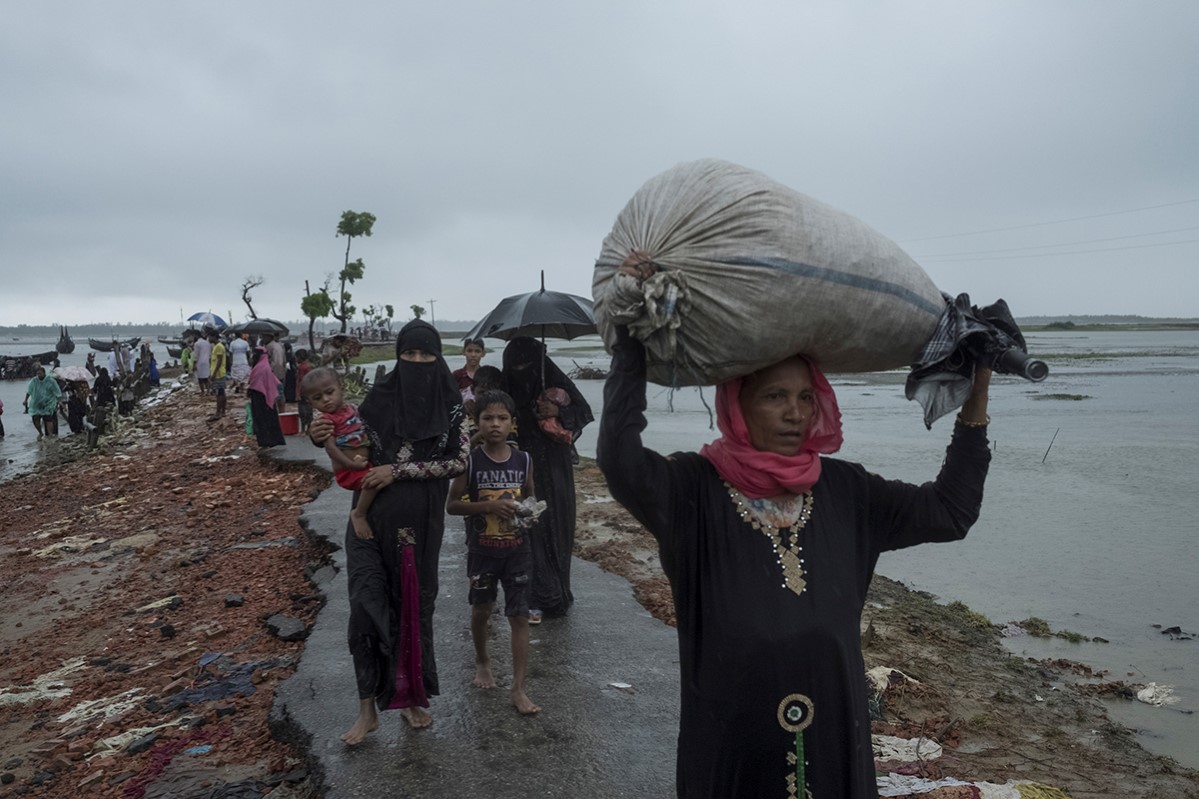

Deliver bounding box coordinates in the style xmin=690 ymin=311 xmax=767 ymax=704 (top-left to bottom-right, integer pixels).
xmin=310 ymin=320 xmax=469 ymax=743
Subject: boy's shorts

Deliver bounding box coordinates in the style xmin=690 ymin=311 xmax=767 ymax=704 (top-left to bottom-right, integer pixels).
xmin=210 ymin=377 xmax=227 ymax=394
xmin=467 ymin=550 xmax=532 ymax=617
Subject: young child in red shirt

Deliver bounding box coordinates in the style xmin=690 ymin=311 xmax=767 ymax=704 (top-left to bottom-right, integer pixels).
xmin=301 ymin=367 xmax=377 ymax=540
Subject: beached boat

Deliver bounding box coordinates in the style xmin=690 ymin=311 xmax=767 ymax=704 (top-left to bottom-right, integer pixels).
xmin=0 ymin=350 xmax=58 ymax=380
xmin=56 ymin=326 xmax=76 ymax=354
xmin=89 ymin=337 xmax=141 ymax=352
xmin=167 ymin=346 xmax=183 ymax=358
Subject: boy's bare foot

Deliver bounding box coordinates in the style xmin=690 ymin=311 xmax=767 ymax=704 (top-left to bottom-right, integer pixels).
xmin=340 ymin=702 xmax=379 ymax=745
xmin=399 ymin=706 xmax=433 ymax=728
xmin=511 ymin=688 xmax=541 ymax=715
xmin=350 ymin=513 xmax=373 ymax=540
xmin=473 ymin=663 xmax=497 ymax=689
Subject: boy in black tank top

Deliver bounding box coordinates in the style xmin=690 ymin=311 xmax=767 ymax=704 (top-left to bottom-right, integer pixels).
xmin=448 ymin=390 xmax=541 ymax=715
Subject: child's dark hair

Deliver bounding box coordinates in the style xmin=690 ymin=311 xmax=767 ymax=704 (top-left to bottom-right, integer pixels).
xmin=472 ymin=365 xmax=505 ymax=393
xmin=295 ymin=348 xmax=309 ymax=362
xmin=474 ymin=389 xmax=515 ymax=419
xmin=463 ymin=337 xmax=485 ymax=349
xmin=300 ymin=365 xmax=340 ymax=394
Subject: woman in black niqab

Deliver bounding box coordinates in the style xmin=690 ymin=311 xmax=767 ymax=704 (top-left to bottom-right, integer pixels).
xmin=502 ymin=337 xmax=593 ymax=617
xmin=315 ymin=319 xmax=469 ymax=744
xmin=359 ymin=320 xmax=461 ymax=457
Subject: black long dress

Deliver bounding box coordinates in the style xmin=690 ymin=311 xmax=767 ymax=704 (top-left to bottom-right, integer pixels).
xmin=248 ymin=390 xmax=285 ymax=447
xmin=597 ymin=332 xmax=991 ymax=799
xmin=344 ymin=319 xmax=471 ymax=710
xmin=503 ymin=338 xmax=593 ymax=616
xmin=345 ymin=410 xmax=470 ymax=706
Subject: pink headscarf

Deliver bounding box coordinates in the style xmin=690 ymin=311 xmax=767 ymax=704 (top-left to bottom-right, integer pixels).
xmin=247 ymin=348 xmax=279 ymax=407
xmin=699 ymin=357 xmax=843 ymax=499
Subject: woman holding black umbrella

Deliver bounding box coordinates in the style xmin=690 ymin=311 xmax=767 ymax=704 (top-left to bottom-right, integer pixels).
xmin=502 ymin=338 xmax=593 ymax=619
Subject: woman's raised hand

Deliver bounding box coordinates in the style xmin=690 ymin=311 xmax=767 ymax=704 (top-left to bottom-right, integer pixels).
xmin=959 ymin=366 xmax=992 ymax=425
xmin=618 ymin=249 xmax=658 ymax=282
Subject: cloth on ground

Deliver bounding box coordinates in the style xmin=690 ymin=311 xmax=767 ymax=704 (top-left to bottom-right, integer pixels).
xmin=873 ymin=734 xmax=943 ymax=761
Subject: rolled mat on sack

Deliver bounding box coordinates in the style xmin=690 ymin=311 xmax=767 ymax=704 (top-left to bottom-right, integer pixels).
xmin=591 ymin=158 xmax=947 ymax=387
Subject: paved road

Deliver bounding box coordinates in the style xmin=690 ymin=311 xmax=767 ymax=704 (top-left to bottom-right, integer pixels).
xmin=269 ymin=437 xmax=680 ymax=798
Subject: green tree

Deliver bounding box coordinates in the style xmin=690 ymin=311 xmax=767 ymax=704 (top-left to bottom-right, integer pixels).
xmin=410 ymin=304 xmax=425 ymax=320
xmin=362 ymin=303 xmax=397 ymax=338
xmin=301 ymin=278 xmax=336 ymax=351
xmin=333 ymin=210 xmax=376 ymax=333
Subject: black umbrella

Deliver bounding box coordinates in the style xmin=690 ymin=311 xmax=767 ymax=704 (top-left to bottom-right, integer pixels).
xmin=906 ymin=294 xmax=1047 ymax=428
xmin=228 ymin=318 xmax=290 ymax=337
xmin=465 ymin=272 xmax=596 ymax=385
xmin=464 ymin=272 xmax=596 ymax=342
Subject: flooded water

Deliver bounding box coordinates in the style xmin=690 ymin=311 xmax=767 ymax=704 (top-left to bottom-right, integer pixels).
xmin=8 ymin=329 xmax=1198 ymax=767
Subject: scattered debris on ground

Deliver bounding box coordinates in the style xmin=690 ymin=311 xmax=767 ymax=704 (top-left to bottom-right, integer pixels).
xmin=0 ymin=387 xmax=329 ymax=799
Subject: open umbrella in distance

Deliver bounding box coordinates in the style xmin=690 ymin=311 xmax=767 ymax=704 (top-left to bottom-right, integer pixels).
xmin=187 ymin=312 xmax=228 ymax=328
xmin=229 ymin=318 xmax=290 ymax=337
xmin=53 ymin=365 xmax=95 ymax=384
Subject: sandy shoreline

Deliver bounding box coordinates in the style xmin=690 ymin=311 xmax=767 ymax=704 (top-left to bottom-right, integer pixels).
xmin=1 ymin=384 xmax=1197 ymax=798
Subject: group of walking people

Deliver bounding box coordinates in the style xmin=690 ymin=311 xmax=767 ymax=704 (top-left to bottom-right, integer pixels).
xmin=305 ymin=322 xmax=594 ymax=740
xmin=14 ymin=342 xmax=164 ymax=440
xmin=183 ymin=327 xmax=311 ymax=451
xmin=309 ymin=290 xmax=996 ymax=798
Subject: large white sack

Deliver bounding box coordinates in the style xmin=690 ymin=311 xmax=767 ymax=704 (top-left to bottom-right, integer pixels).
xmin=592 ymin=159 xmax=946 ymax=386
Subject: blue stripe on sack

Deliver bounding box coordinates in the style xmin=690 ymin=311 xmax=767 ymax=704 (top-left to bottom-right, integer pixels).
xmin=717 ymin=256 xmax=944 ymax=317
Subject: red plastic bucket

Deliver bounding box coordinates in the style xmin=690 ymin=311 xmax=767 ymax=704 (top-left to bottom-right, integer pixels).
xmin=278 ymin=411 xmax=300 ymax=436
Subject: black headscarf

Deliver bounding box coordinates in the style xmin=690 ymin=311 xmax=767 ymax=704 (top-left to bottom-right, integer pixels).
xmin=359 ymin=319 xmax=460 ymax=451
xmin=501 ymin=337 xmax=593 ymax=421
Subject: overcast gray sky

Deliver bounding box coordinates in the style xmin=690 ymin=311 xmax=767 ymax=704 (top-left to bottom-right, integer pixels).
xmin=3 ymin=1 xmax=1197 ymax=327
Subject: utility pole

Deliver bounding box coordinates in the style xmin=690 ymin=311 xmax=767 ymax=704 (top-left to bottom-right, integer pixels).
xmin=427 ymin=298 xmax=436 ymax=328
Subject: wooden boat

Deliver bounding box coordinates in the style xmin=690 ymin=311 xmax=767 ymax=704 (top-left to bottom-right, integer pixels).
xmin=56 ymin=326 xmax=76 ymax=354
xmin=89 ymin=337 xmax=141 ymax=352
xmin=167 ymin=346 xmax=183 ymax=358
xmin=0 ymin=351 xmax=58 ymax=380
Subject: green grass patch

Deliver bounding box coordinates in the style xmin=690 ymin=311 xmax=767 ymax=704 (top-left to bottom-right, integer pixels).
xmin=1055 ymin=629 xmax=1089 ymax=644
xmin=1020 ymin=617 xmax=1052 ymax=637
xmin=946 ymin=600 xmax=993 ymax=630
xmin=346 ymin=341 xmax=464 ymax=366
